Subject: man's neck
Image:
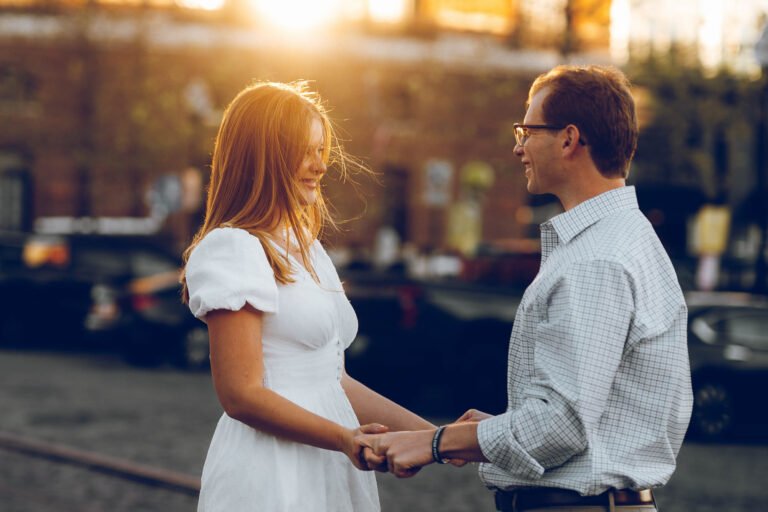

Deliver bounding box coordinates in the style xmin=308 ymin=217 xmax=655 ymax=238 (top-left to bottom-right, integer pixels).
xmin=557 ymin=178 xmax=626 ymax=211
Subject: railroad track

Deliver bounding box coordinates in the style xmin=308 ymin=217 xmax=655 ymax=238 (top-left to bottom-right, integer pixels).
xmin=0 ymin=430 xmax=200 ymax=497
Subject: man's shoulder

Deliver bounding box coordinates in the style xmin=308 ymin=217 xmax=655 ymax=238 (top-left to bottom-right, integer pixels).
xmin=575 ymin=209 xmax=660 ymax=260
xmin=574 ymin=209 xmax=681 ymax=288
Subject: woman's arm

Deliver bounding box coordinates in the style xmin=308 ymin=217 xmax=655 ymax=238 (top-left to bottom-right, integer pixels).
xmin=341 ymin=370 xmax=435 ymax=431
xmin=206 ymin=306 xmax=380 ymax=469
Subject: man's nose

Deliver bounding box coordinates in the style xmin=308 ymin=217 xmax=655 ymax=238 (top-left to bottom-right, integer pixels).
xmin=514 ymin=143 xmax=525 ymax=157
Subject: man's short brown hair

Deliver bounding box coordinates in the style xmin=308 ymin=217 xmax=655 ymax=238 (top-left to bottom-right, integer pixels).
xmin=529 ymin=65 xmax=638 ymax=178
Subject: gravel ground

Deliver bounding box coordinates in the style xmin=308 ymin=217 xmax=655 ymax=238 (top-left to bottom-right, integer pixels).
xmin=0 ymin=350 xmax=767 ymax=511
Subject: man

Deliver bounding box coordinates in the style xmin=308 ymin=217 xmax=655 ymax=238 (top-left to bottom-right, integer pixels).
xmin=360 ymin=65 xmax=693 ymax=512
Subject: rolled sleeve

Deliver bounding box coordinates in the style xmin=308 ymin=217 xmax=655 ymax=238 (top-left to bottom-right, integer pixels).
xmin=478 ymin=412 xmax=545 ymax=481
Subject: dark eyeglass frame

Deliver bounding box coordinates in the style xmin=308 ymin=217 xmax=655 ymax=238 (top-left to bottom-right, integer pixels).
xmin=513 ymin=123 xmax=587 ymax=147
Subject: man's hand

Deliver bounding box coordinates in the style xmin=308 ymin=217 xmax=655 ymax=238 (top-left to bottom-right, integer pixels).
xmin=455 ymin=408 xmax=492 ymax=423
xmin=357 ymin=430 xmax=435 ymax=478
xmin=345 ymin=423 xmax=389 ymax=471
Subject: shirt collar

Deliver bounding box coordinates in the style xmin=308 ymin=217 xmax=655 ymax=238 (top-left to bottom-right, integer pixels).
xmin=543 ymin=186 xmax=639 ymax=244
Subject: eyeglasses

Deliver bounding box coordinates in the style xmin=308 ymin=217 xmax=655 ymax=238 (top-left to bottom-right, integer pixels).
xmin=513 ymin=123 xmax=587 ymax=147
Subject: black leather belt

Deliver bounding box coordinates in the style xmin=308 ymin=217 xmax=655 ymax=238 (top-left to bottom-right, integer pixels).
xmin=494 ymin=488 xmax=655 ymax=511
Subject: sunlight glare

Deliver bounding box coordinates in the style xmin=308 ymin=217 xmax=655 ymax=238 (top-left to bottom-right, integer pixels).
xmin=176 ymin=0 xmax=225 ymax=11
xmin=609 ymin=0 xmax=630 ymax=64
xmin=254 ymin=0 xmax=343 ymax=31
xmin=698 ymin=0 xmax=723 ymax=71
xmin=368 ymin=0 xmax=408 ymax=23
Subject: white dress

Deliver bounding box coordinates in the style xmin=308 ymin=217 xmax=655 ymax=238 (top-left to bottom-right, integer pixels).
xmin=185 ymin=227 xmax=380 ymax=512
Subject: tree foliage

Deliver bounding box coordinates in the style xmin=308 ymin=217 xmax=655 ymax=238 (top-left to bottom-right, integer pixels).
xmin=627 ymin=53 xmax=762 ymax=205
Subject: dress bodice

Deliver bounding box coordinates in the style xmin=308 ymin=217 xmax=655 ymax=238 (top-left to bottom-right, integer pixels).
xmin=185 ymin=227 xmax=360 ymax=390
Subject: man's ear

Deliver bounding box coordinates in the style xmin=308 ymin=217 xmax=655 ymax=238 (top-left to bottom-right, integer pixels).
xmin=563 ymin=125 xmax=580 ymax=151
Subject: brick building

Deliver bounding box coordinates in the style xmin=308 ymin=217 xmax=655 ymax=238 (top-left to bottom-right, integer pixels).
xmin=0 ymin=5 xmax=610 ymax=256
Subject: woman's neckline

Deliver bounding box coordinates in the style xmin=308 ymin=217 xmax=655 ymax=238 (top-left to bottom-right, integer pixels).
xmin=266 ymin=236 xmax=321 ymax=283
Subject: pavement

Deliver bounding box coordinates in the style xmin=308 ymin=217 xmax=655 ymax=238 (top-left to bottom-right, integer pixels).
xmin=1 ymin=350 xmax=767 ymax=511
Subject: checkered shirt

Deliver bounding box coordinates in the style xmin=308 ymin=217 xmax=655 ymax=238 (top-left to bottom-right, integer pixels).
xmin=477 ymin=186 xmax=693 ymax=495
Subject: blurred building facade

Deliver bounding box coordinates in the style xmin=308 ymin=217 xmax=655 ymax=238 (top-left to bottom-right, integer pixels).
xmin=0 ymin=0 xmax=612 ymax=255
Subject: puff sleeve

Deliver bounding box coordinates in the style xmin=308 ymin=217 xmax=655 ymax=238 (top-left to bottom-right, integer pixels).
xmin=186 ymin=227 xmax=279 ymax=320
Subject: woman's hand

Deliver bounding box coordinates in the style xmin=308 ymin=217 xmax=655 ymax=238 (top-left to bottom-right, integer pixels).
xmin=343 ymin=423 xmax=389 ymax=471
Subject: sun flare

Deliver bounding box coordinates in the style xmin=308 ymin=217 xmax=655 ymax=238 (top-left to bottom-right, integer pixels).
xmin=254 ymin=0 xmax=343 ymax=31
xmin=176 ymin=0 xmax=225 ymax=10
xmin=368 ymin=0 xmax=408 ymax=23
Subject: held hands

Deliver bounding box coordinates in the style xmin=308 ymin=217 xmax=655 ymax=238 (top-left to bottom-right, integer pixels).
xmin=350 ymin=409 xmax=491 ymax=477
xmin=353 ymin=408 xmax=491 ymax=477
xmin=357 ymin=430 xmax=434 ymax=478
xmin=343 ymin=423 xmax=389 ymax=471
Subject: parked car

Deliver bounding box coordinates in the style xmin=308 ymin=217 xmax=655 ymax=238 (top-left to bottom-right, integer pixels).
xmin=341 ymin=270 xmax=520 ymax=416
xmin=685 ymin=291 xmax=768 ymax=440
xmin=0 ymin=232 xmax=208 ymax=369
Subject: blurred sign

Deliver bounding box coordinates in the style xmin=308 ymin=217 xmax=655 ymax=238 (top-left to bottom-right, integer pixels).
xmin=756 ymin=24 xmax=768 ymax=67
xmin=35 ymin=216 xmax=162 ymax=235
xmin=147 ymin=174 xmax=183 ymax=219
xmin=183 ymin=78 xmax=218 ymax=125
xmin=459 ymin=160 xmax=494 ymax=192
xmin=691 ymin=204 xmax=731 ymax=256
xmin=180 ymin=167 xmax=204 ymax=213
xmin=0 ymin=153 xmax=29 ymax=231
xmin=423 ymin=159 xmax=453 ymax=206
xmin=446 ymin=200 xmax=481 ymax=256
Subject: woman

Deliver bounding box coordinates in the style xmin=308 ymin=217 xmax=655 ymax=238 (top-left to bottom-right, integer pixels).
xmin=180 ymin=81 xmax=434 ymax=512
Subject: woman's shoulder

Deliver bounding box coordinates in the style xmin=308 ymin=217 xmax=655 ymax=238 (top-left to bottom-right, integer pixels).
xmin=188 ymin=226 xmax=270 ymax=271
xmin=197 ymin=226 xmax=261 ymax=249
xmin=185 ymin=227 xmax=278 ymax=319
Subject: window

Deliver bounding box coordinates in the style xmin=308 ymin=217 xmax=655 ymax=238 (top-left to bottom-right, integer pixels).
xmin=701 ymin=307 xmax=768 ymax=351
xmin=0 ymin=65 xmax=38 ymax=107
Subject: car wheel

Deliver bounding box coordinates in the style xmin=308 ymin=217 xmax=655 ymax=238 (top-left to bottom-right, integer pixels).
xmin=691 ymin=381 xmax=735 ymax=440
xmin=181 ymin=326 xmax=209 ymax=370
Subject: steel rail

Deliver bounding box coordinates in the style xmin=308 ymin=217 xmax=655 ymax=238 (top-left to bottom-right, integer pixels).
xmin=0 ymin=430 xmax=200 ymax=497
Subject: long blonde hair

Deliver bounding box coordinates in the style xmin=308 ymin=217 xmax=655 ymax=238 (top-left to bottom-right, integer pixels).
xmin=181 ymin=81 xmax=347 ymax=302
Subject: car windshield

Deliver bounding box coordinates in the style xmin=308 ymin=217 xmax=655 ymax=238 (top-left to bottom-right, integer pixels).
xmin=699 ymin=308 xmax=768 ymax=351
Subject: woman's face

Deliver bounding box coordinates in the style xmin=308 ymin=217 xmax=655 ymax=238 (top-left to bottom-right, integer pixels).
xmin=295 ymin=118 xmax=326 ymax=205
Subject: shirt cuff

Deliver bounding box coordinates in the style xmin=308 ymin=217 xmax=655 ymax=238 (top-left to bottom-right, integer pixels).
xmin=477 ymin=413 xmax=545 ymax=481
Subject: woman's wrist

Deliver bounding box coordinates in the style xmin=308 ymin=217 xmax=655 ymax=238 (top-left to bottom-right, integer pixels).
xmin=335 ymin=426 xmax=354 ymax=454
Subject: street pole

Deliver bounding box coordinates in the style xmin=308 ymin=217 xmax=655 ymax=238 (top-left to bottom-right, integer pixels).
xmin=76 ymin=1 xmax=97 ymax=218
xmin=754 ymin=72 xmax=768 ymax=293
xmin=753 ymin=27 xmax=768 ymax=293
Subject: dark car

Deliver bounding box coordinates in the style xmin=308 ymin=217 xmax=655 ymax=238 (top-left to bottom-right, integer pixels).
xmin=685 ymin=291 xmax=768 ymax=440
xmin=0 ymin=232 xmax=208 ymax=369
xmin=341 ymin=270 xmax=520 ymax=416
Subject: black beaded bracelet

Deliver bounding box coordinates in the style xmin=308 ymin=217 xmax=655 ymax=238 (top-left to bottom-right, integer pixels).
xmin=431 ymin=426 xmax=449 ymax=464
